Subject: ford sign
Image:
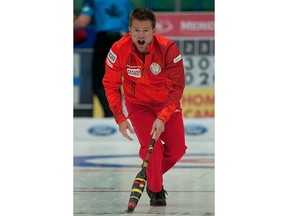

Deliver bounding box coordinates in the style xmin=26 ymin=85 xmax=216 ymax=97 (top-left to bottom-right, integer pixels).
xmin=88 ymin=125 xmax=117 ymax=136
xmin=185 ymin=125 xmax=207 ymax=136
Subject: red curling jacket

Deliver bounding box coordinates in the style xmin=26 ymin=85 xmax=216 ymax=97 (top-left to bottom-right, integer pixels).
xmin=103 ymin=33 xmax=185 ymax=124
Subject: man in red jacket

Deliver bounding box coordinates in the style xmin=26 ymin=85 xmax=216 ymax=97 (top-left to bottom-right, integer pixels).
xmin=103 ymin=7 xmax=187 ymax=206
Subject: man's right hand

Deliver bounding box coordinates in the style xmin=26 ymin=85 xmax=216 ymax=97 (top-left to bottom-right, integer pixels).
xmin=119 ymin=120 xmax=134 ymax=141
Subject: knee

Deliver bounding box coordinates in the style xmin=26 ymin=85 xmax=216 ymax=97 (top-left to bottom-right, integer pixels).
xmin=177 ymin=148 xmax=186 ymax=161
xmin=171 ymin=145 xmax=187 ymax=161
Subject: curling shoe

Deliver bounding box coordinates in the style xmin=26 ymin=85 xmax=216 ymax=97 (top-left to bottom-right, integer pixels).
xmin=146 ymin=184 xmax=168 ymax=206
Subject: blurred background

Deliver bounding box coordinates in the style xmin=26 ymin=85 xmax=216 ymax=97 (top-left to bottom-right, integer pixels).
xmin=73 ymin=0 xmax=214 ymax=119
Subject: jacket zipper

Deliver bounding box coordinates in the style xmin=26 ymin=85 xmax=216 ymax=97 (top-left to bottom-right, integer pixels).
xmin=131 ymin=82 xmax=136 ymax=97
xmin=141 ymin=66 xmax=144 ymax=76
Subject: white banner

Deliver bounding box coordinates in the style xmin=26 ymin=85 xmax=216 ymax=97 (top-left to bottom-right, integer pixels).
xmin=74 ymin=118 xmax=214 ymax=141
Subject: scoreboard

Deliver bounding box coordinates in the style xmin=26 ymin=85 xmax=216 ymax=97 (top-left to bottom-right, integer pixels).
xmin=174 ymin=39 xmax=214 ymax=88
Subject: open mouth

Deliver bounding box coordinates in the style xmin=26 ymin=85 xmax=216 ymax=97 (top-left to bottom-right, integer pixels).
xmin=137 ymin=40 xmax=145 ymax=45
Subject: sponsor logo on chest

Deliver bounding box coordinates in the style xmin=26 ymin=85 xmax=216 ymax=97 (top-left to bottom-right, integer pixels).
xmin=127 ymin=68 xmax=141 ymax=78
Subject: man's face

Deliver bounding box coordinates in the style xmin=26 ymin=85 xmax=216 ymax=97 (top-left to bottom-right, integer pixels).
xmin=129 ymin=19 xmax=155 ymax=53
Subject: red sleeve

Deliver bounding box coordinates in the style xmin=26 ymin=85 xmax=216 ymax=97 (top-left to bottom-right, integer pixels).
xmin=157 ymin=43 xmax=185 ymax=122
xmin=103 ymin=45 xmax=127 ymax=124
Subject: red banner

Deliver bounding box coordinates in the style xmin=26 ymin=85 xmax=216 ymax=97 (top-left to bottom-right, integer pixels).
xmin=155 ymin=12 xmax=214 ymax=38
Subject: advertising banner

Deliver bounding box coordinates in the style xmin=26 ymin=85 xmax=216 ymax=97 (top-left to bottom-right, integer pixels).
xmin=181 ymin=88 xmax=214 ymax=118
xmin=156 ymin=12 xmax=214 ymax=38
xmin=74 ymin=118 xmax=214 ymax=141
